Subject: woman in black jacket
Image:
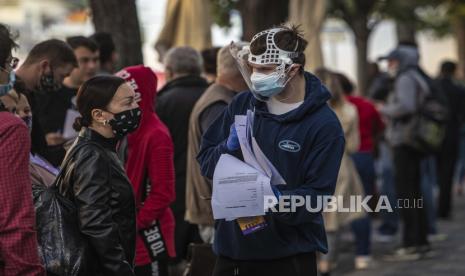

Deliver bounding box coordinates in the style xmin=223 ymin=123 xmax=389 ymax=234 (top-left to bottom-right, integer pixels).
xmin=58 ymin=76 xmax=141 ymax=275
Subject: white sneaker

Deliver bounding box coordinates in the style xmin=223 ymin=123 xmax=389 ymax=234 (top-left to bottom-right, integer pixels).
xmin=383 ymin=247 xmax=421 ymax=262
xmin=355 ymin=255 xmax=375 ymax=270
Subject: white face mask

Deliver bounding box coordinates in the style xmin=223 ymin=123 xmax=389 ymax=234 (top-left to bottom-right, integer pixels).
xmin=250 ymin=70 xmax=286 ymax=98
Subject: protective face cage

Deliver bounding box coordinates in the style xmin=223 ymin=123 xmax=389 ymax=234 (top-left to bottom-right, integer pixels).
xmin=230 ymin=28 xmax=300 ymax=101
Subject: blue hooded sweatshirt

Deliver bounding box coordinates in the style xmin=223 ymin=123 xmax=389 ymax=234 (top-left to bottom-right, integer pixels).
xmin=197 ymin=72 xmax=345 ymax=260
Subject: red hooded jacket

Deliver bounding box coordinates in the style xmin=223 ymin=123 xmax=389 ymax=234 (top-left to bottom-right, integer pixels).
xmin=116 ymin=65 xmax=176 ymax=265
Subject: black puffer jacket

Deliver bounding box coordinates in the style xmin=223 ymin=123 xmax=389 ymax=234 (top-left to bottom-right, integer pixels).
xmin=58 ymin=128 xmax=136 ymax=276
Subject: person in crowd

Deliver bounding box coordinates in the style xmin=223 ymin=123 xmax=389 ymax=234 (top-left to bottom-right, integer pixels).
xmin=0 ymin=23 xmax=46 ymax=276
xmin=90 ymin=32 xmax=118 ymax=75
xmin=367 ymin=62 xmax=392 ymax=101
xmin=1 ymin=80 xmax=58 ymax=188
xmin=156 ymin=46 xmax=208 ymax=273
xmin=36 ymin=36 xmax=100 ymax=165
xmin=57 ymin=76 xmax=140 ymax=275
xmin=380 ymin=44 xmax=431 ymax=260
xmin=186 ymin=43 xmax=248 ymax=244
xmin=116 ymin=65 xmax=176 ymax=276
xmin=435 ymin=60 xmax=465 ymax=219
xmin=9 ymin=80 xmax=59 ymax=188
xmin=197 ymin=25 xmax=344 ymax=276
xmin=15 ymin=39 xmax=77 ymax=166
xmin=315 ymin=68 xmax=366 ymax=275
xmin=336 ymin=72 xmax=385 ymax=267
xmin=201 ymin=47 xmax=221 ymax=84
xmin=368 ymin=63 xmax=399 ymax=241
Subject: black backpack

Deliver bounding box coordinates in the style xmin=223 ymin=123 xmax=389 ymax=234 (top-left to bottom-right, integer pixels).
xmin=405 ymin=71 xmax=449 ymax=154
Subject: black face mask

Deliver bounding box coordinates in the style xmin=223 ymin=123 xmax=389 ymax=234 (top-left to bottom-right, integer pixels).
xmin=39 ymin=69 xmax=62 ymax=92
xmin=108 ymin=107 xmax=142 ymax=139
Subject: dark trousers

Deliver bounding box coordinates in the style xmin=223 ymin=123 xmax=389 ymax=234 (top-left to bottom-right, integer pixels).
xmin=351 ymin=152 xmax=375 ymax=256
xmin=212 ymin=252 xmax=317 ymax=276
xmin=436 ymin=137 xmax=459 ymax=218
xmin=135 ymin=261 xmax=169 ymax=276
xmin=393 ymin=146 xmax=429 ymax=248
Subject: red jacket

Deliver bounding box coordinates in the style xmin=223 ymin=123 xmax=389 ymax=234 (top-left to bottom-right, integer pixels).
xmin=346 ymin=95 xmax=385 ymax=152
xmin=0 ymin=112 xmax=46 ymax=275
xmin=116 ymin=66 xmax=176 ymax=265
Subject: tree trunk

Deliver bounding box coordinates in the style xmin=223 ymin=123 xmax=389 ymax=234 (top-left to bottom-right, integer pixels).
xmin=289 ymin=0 xmax=326 ymax=71
xmin=89 ymin=0 xmax=143 ymax=69
xmin=396 ymin=21 xmax=417 ymax=45
xmin=350 ymin=19 xmax=371 ymax=96
xmin=238 ymin=0 xmax=289 ymax=41
xmin=454 ymin=17 xmax=465 ymax=80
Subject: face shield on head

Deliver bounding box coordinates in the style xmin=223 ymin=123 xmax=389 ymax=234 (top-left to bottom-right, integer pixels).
xmin=230 ymin=28 xmax=300 ymax=101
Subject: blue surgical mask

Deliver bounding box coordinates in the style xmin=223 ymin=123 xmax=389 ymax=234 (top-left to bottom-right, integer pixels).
xmin=250 ymin=71 xmax=286 ymax=98
xmin=0 ymin=70 xmax=16 ymax=96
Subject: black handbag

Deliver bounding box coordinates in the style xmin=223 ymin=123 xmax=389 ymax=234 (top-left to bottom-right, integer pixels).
xmin=32 ymin=142 xmax=99 ymax=276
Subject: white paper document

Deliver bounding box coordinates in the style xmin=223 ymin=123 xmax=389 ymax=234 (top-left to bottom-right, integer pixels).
xmin=212 ymin=154 xmax=274 ymax=220
xmin=211 ymin=111 xmax=287 ymax=220
xmin=63 ymin=109 xmax=80 ymax=140
xmin=234 ymin=113 xmax=286 ymax=186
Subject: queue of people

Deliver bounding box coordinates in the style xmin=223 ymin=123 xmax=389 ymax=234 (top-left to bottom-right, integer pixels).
xmin=1 ymin=21 xmax=465 ymax=276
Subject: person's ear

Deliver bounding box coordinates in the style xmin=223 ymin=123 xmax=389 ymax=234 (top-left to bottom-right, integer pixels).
xmin=91 ymin=108 xmax=108 ymax=125
xmin=165 ymin=67 xmax=173 ymax=81
xmin=289 ymin=64 xmax=302 ymax=77
xmin=38 ymin=60 xmax=50 ymax=74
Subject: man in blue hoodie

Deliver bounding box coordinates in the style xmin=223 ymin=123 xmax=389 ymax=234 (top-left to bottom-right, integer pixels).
xmin=197 ymin=25 xmax=345 ymax=276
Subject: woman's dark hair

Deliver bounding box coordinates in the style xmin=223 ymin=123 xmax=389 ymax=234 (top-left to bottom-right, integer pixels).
xmin=334 ymin=72 xmax=355 ymax=95
xmin=0 ymin=24 xmax=18 ymax=68
xmin=73 ymin=76 xmax=125 ymax=131
xmin=250 ymin=24 xmax=308 ymax=73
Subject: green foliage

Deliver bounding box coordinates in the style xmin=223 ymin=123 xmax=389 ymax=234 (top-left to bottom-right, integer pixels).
xmin=67 ymin=0 xmax=88 ymax=10
xmin=210 ymin=0 xmax=239 ymax=29
xmin=417 ymin=0 xmax=465 ymax=37
xmin=327 ymin=0 xmax=392 ymax=31
xmin=327 ymin=0 xmax=465 ymax=37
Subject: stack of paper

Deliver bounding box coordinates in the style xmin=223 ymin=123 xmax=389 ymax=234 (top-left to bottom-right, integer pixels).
xmin=211 ymin=111 xmax=286 ymax=220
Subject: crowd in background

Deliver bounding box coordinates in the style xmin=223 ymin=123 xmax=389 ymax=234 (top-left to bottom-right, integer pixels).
xmin=1 ymin=21 xmax=465 ymax=276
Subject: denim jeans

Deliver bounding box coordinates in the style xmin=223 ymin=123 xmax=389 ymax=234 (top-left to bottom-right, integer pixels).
xmin=351 ymin=152 xmax=375 ymax=256
xmin=376 ymin=142 xmax=399 ymax=235
xmin=421 ymin=156 xmax=438 ymax=235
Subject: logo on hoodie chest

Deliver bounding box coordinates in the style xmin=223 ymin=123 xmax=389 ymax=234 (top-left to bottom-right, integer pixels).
xmin=278 ymin=140 xmax=301 ymax=153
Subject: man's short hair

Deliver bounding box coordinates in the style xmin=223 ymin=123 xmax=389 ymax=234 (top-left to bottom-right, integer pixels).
xmin=90 ymin=32 xmax=115 ymax=65
xmin=201 ymin=47 xmax=221 ymax=75
xmin=0 ymin=24 xmax=18 ymax=68
xmin=66 ymin=35 xmax=99 ymax=52
xmin=164 ymin=46 xmax=203 ymax=76
xmin=334 ymin=72 xmax=355 ymax=95
xmin=440 ymin=60 xmax=457 ymax=77
xmin=23 ymin=39 xmax=77 ymax=68
xmin=250 ymin=24 xmax=308 ymax=70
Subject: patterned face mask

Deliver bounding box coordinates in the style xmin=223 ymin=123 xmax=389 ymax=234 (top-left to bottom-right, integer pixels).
xmin=39 ymin=68 xmax=62 ymax=92
xmin=107 ymin=107 xmax=142 ymax=139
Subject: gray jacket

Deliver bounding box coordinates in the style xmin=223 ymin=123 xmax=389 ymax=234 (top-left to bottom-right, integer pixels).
xmin=381 ymin=46 xmax=430 ymax=147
